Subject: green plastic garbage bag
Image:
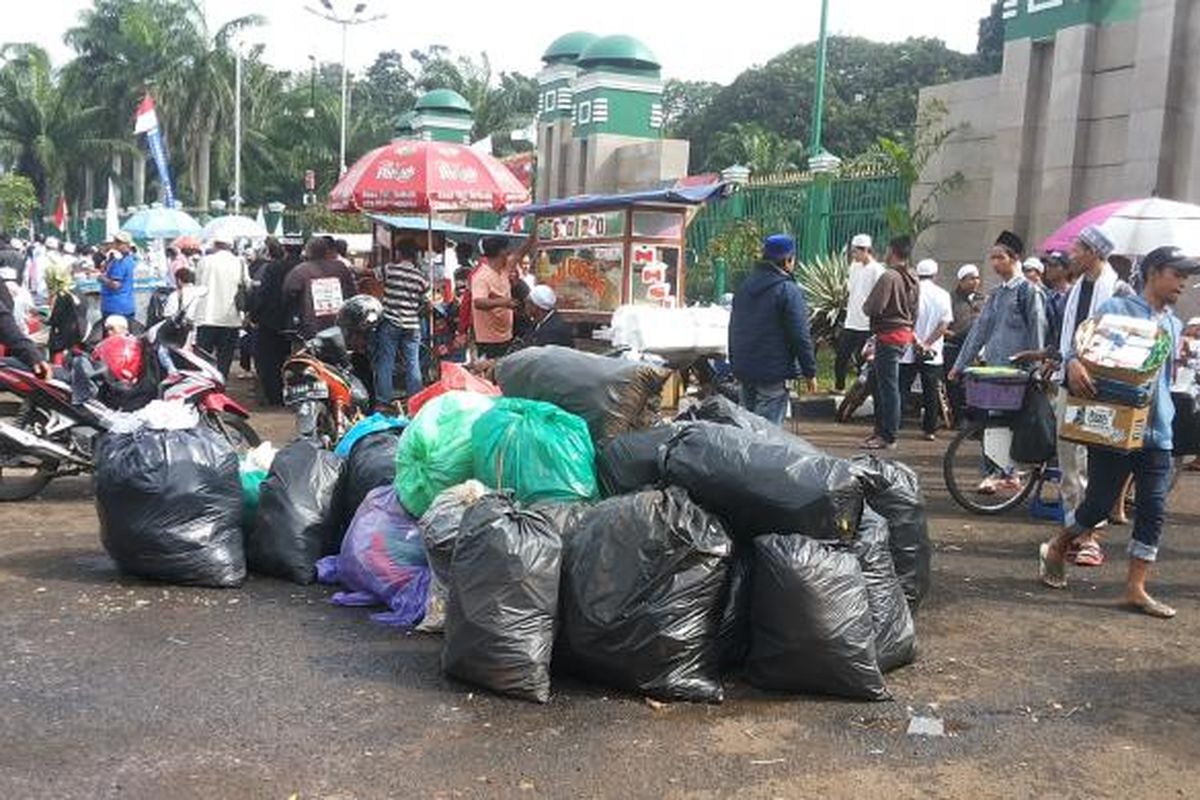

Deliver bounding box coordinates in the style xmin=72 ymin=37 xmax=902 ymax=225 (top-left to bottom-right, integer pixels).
xmin=394 ymin=390 xmax=496 ymax=517
xmin=472 ymin=398 xmax=599 ymax=505
xmin=239 ymin=467 xmax=268 ymax=531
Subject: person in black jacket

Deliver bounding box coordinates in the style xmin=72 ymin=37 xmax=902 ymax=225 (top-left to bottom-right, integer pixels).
xmin=525 ymin=285 xmax=573 ymax=348
xmin=728 ymin=234 xmax=818 ymax=426
xmin=250 ymin=239 xmax=301 ymax=405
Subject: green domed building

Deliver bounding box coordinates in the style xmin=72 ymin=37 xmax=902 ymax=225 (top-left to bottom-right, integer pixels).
xmin=396 ymin=88 xmax=475 ymax=144
xmin=535 ymin=32 xmax=688 ymax=200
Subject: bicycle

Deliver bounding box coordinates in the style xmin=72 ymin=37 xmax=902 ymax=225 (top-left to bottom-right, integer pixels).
xmin=942 ymin=367 xmax=1051 ymax=515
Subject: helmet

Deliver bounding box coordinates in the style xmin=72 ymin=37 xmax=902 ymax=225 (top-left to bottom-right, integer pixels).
xmin=92 ymin=335 xmax=144 ymax=384
xmin=336 ymin=294 xmax=383 ymax=334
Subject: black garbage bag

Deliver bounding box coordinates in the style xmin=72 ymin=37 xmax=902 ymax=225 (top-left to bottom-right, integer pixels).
xmin=594 ymin=424 xmax=679 ymax=497
xmin=417 ymin=480 xmax=491 ymax=584
xmin=1011 ymin=386 xmax=1057 ymax=464
xmin=495 ymin=345 xmax=669 ymax=441
xmin=745 ymin=534 xmax=888 ymax=700
xmin=559 ymin=487 xmax=731 ymax=703
xmin=660 ymin=422 xmax=863 ymax=540
xmin=674 ymin=395 xmax=820 ymax=452
xmin=850 ymin=455 xmax=932 ymax=607
xmin=528 ymin=501 xmax=591 ymax=542
xmin=340 ymin=430 xmax=404 ymax=527
xmin=856 ymin=509 xmax=917 ymax=673
xmin=95 ymin=425 xmax=244 ymax=588
xmin=442 ymin=494 xmax=561 ymax=704
xmin=249 ymin=440 xmax=344 ymax=584
xmin=715 ymin=545 xmax=754 ymax=671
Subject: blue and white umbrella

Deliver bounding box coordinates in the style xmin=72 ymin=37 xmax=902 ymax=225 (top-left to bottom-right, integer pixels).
xmin=120 ymin=206 xmax=202 ymax=240
xmin=202 ymin=214 xmax=269 ymax=243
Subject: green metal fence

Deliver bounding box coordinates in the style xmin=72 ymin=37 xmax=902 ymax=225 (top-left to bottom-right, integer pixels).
xmin=685 ymin=170 xmax=905 ymax=300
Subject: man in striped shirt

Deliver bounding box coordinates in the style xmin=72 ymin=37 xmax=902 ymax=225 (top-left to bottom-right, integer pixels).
xmin=373 ymin=240 xmax=429 ymax=407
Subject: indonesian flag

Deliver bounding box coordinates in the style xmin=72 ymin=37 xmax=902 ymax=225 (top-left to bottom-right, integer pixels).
xmin=53 ymin=195 xmax=68 ymax=232
xmin=133 ymin=94 xmax=159 ymax=135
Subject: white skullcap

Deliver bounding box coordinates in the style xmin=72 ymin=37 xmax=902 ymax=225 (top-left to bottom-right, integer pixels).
xmin=851 ymin=233 xmax=872 ymax=249
xmin=530 ymin=284 xmax=556 ymax=311
xmin=916 ymin=258 xmax=939 ymax=277
xmin=1022 ymin=257 xmax=1045 ymax=274
xmin=104 ymin=314 xmax=129 ymax=332
xmin=957 ymin=264 xmax=979 ymax=280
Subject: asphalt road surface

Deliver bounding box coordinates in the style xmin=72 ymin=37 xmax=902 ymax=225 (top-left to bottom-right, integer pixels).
xmin=2 ymin=382 xmax=1198 ymax=799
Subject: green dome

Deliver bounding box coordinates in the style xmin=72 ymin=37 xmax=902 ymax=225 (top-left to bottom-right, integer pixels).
xmin=415 ymin=89 xmax=473 ymax=116
xmin=577 ymin=35 xmax=660 ymax=72
xmin=542 ymin=31 xmax=599 ymax=64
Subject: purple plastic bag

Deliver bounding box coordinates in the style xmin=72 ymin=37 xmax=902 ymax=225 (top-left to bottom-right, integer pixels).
xmin=331 ymin=486 xmax=431 ymax=627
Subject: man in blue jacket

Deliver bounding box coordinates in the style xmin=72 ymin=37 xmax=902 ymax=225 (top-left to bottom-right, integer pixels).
xmin=729 ymin=234 xmax=818 ymax=426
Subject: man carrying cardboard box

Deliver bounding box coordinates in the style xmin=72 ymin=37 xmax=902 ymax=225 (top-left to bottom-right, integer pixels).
xmin=1039 ymin=246 xmax=1200 ymax=618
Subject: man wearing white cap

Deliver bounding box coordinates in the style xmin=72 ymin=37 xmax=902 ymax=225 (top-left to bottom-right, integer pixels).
xmin=1022 ymin=257 xmax=1045 ymax=286
xmin=835 ymin=233 xmax=885 ymax=392
xmin=899 ymin=258 xmax=954 ymax=440
xmin=100 ymin=231 xmax=137 ymax=323
xmin=524 ymin=284 xmax=573 ymax=348
xmin=195 ymin=234 xmax=250 ymax=378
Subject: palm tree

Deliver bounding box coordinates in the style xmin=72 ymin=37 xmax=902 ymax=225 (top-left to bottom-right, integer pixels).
xmin=0 ymin=44 xmax=130 ymax=208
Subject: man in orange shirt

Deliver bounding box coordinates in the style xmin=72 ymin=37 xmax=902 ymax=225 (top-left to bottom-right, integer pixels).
xmin=471 ymin=236 xmax=522 ymax=358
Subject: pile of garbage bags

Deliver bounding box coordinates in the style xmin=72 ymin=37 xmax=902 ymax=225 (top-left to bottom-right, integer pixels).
xmin=92 ymin=345 xmax=932 ymax=707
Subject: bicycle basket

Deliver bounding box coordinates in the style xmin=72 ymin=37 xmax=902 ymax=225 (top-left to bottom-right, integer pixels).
xmin=963 ymin=366 xmax=1028 ymax=411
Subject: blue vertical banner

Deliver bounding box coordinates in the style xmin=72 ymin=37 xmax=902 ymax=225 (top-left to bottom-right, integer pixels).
xmin=133 ymin=94 xmax=177 ymax=209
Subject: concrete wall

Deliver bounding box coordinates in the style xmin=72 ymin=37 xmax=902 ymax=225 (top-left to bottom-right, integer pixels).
xmin=916 ymin=0 xmax=1200 ymax=280
xmin=558 ymin=133 xmax=690 ymax=197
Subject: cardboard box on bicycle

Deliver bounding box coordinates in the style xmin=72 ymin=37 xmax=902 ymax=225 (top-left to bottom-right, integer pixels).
xmin=1059 ymin=395 xmax=1150 ymax=451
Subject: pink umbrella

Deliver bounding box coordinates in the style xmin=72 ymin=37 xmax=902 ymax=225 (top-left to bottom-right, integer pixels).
xmin=1040 ymin=199 xmax=1132 ymax=253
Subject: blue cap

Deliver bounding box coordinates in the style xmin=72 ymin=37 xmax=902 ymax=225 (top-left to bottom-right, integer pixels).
xmin=763 ymin=234 xmax=796 ymax=260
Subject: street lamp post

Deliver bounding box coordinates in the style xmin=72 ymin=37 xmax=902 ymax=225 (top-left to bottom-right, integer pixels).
xmin=802 ymin=0 xmax=836 ymax=262
xmin=234 ymin=41 xmax=243 ymax=214
xmin=305 ymin=1 xmax=387 ymax=175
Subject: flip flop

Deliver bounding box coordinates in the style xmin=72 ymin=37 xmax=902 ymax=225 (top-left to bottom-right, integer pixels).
xmin=1073 ymin=539 xmax=1105 ymax=568
xmin=1124 ymin=597 xmax=1177 ymax=619
xmin=1039 ymin=542 xmax=1067 ymax=589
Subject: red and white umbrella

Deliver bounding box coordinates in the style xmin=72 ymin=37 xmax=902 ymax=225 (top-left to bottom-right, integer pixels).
xmin=328 ymin=140 xmax=530 ymax=214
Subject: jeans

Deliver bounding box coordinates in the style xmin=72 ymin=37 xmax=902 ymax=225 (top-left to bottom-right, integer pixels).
xmin=1072 ymin=447 xmax=1172 ymax=562
xmin=196 ymin=325 xmax=239 ymax=379
xmin=835 ymin=328 xmax=871 ymax=391
xmin=872 ymin=342 xmax=904 ymax=442
xmin=373 ymin=321 xmax=422 ymax=403
xmin=739 ymin=381 xmax=789 ymax=426
xmin=899 ymin=359 xmax=943 ymax=434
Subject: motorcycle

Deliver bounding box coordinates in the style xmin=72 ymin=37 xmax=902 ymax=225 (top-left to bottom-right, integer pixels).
xmin=281 ymin=295 xmax=383 ymax=447
xmin=281 ymin=326 xmax=371 ymax=447
xmin=0 ymin=307 xmax=260 ymax=501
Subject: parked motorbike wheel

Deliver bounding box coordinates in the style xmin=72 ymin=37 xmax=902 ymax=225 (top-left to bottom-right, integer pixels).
xmin=0 ymin=449 xmax=53 ymax=501
xmin=202 ymin=411 xmax=261 ymax=454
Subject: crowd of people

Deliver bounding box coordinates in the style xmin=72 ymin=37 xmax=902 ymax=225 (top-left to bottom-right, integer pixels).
xmin=727 ymin=226 xmax=1199 ymax=619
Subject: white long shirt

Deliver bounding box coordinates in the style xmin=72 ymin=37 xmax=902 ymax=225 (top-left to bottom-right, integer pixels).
xmin=195 ymin=250 xmax=248 ymax=328
xmin=844 ymin=258 xmax=885 ymax=331
xmin=902 ymin=279 xmax=954 ymax=365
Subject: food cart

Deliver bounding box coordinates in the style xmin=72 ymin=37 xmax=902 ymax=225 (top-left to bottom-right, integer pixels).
xmin=513 ymin=183 xmax=733 ymax=404
xmin=513 ymin=183 xmax=731 ymax=328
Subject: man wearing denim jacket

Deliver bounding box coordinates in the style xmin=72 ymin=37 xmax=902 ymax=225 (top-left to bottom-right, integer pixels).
xmin=1039 ymin=245 xmax=1200 ymax=619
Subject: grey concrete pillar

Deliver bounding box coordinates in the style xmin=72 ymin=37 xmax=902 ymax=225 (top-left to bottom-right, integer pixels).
xmin=1122 ymin=0 xmax=1187 ymax=197
xmin=1033 ymin=23 xmax=1097 ymax=245
xmin=988 ymin=37 xmax=1037 ymax=238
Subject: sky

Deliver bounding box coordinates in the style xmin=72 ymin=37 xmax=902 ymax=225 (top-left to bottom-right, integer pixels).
xmin=29 ymin=0 xmax=995 ymax=84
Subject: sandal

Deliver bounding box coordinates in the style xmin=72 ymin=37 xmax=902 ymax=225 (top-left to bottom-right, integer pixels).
xmin=1072 ymin=539 xmax=1105 ymax=568
xmin=1123 ymin=597 xmax=1177 ymax=619
xmin=1039 ymin=542 xmax=1067 ymax=589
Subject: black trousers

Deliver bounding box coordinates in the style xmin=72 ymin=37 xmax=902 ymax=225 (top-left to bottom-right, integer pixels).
xmin=943 ymin=340 xmax=967 ymax=424
xmin=834 ymin=328 xmax=871 ymax=391
xmin=899 ymin=359 xmax=944 ymax=434
xmin=255 ymin=329 xmax=289 ymax=406
xmin=196 ymin=326 xmax=239 ymax=380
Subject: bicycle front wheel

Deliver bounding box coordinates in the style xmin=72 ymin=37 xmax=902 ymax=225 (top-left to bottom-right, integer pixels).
xmin=943 ymin=418 xmax=1039 ymax=515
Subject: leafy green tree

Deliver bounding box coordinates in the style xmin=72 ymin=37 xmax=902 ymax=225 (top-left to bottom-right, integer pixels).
xmin=0 ymin=44 xmax=128 ymax=206
xmin=661 ymin=79 xmax=721 ymax=139
xmin=0 ymin=173 xmax=38 ymax=233
xmin=707 ymin=122 xmax=801 ymax=174
xmin=976 ymin=1 xmax=1006 ymax=75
